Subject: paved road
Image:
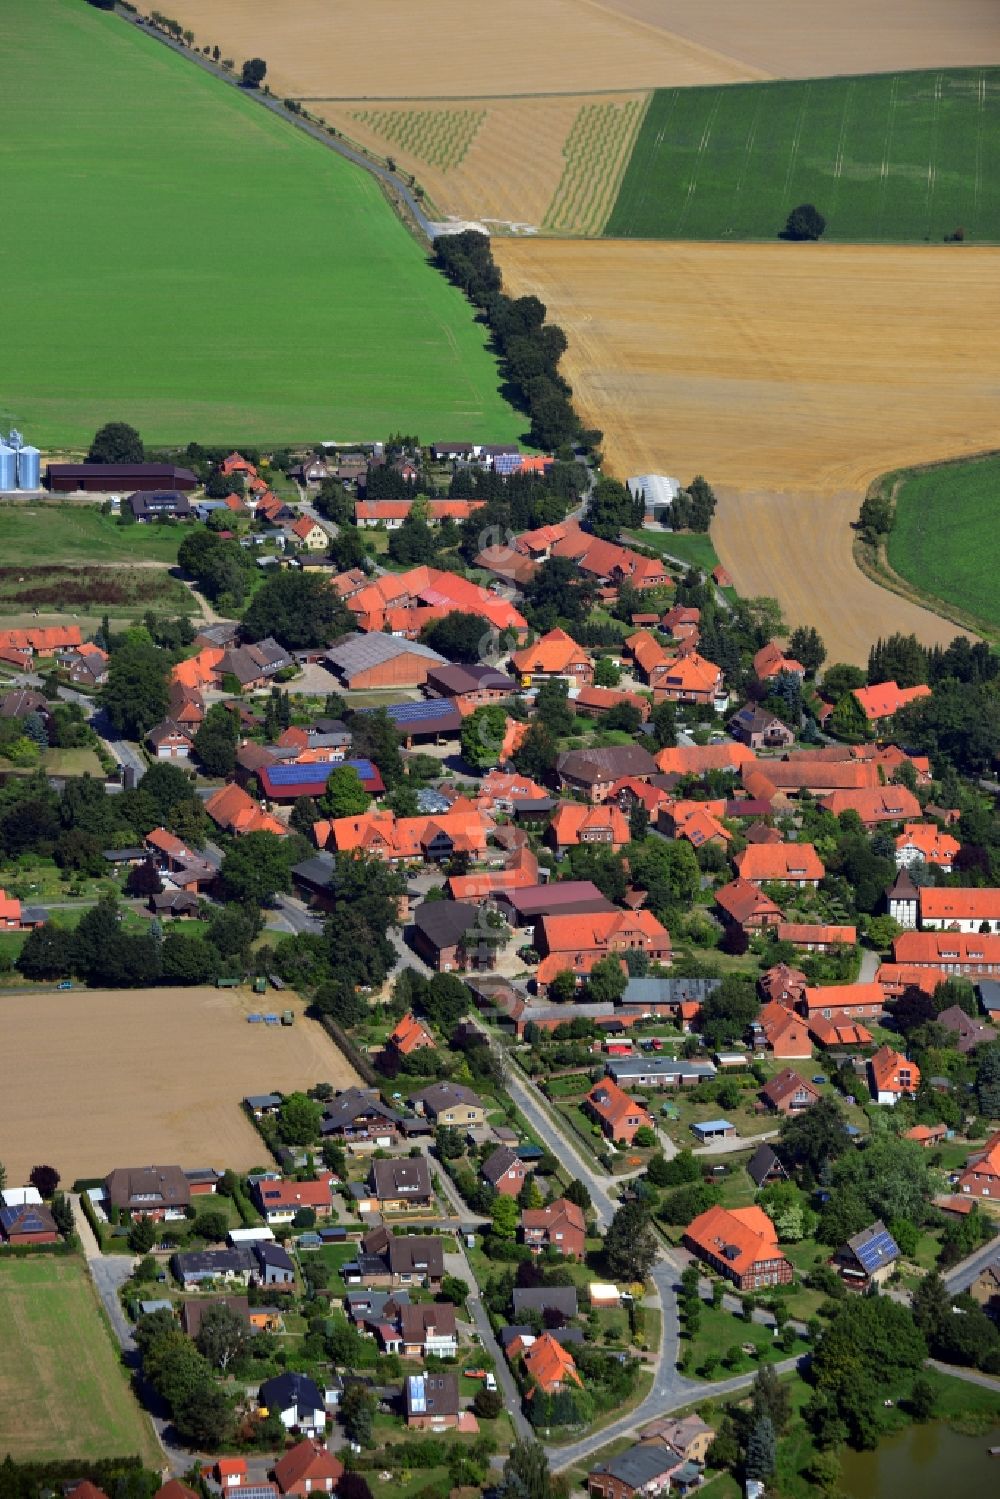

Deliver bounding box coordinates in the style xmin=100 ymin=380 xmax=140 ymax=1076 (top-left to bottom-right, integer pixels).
xmin=858 ymin=948 xmax=879 ymax=982
xmin=943 ymin=1235 xmax=1000 ymax=1295
xmin=500 ymin=1053 xmax=618 ymax=1229
xmin=926 ymin=1358 xmax=1000 ymax=1392
xmin=549 ymin=1350 xmax=805 ymax=1471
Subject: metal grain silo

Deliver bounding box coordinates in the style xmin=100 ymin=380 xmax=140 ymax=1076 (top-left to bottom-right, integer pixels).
xmin=0 ymin=443 xmax=16 ymax=492
xmin=17 ymin=445 xmax=41 ymax=490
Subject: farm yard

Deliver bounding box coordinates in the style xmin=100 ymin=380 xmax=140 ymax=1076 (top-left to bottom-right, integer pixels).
xmin=0 ymin=1257 xmax=160 ymax=1464
xmin=495 ymin=238 xmax=1000 ymax=661
xmin=3 ymin=0 xmax=522 ymax=447
xmin=606 ymin=70 xmax=1000 ymax=243
xmin=0 ymin=986 xmax=360 ymax=1184
xmin=886 ymin=453 xmax=1000 ymax=634
xmin=318 ymin=93 xmax=649 ymax=234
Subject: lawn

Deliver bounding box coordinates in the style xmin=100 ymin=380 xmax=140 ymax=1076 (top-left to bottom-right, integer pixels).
xmin=0 ymin=505 xmax=183 ymax=566
xmin=0 ymin=1256 xmax=160 ymax=1463
xmin=606 ymin=70 xmax=1000 ymax=243
xmin=886 ymin=454 xmax=1000 ymax=633
xmin=2 ymin=0 xmax=523 ymax=448
xmin=0 ymin=746 xmax=107 ymax=778
xmin=626 ymin=528 xmax=720 ymax=574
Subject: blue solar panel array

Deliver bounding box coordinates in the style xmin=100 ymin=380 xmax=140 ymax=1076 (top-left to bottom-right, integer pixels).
xmin=855 ymin=1227 xmax=899 ymax=1273
xmin=264 ymin=758 xmax=378 ymax=786
xmin=494 ymin=453 xmax=522 ymax=475
xmin=358 ymin=698 xmax=457 ymax=725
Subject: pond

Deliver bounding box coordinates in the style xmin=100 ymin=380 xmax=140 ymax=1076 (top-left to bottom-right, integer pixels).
xmin=839 ymin=1418 xmax=1000 ymax=1498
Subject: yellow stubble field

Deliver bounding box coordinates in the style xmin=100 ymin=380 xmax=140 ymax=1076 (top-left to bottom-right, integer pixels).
xmin=164 ymin=0 xmax=764 ymax=99
xmin=0 ymin=986 xmax=359 ymax=1182
xmin=495 ymin=238 xmax=1000 ymax=663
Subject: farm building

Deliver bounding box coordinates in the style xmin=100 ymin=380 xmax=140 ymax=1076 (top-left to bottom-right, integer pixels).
xmin=324 ymin=633 xmax=447 ymax=689
xmin=626 ymin=473 xmax=680 ymax=520
xmin=45 ymin=463 xmax=197 ymax=492
xmin=258 ymin=758 xmax=384 ymax=803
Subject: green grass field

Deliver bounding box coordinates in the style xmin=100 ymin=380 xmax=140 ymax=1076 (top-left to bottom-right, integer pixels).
xmin=625 ymin=528 xmax=720 ymax=573
xmin=0 ymin=1257 xmax=159 ymax=1462
xmin=0 ymin=505 xmax=182 ymax=566
xmin=606 ymin=70 xmax=1000 ymax=242
xmin=2 ymin=0 xmax=522 ymax=447
xmin=886 ymin=454 xmax=1000 ymax=632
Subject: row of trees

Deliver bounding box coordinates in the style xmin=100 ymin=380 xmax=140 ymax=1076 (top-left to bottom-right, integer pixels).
xmin=434 ymin=232 xmax=593 ymax=452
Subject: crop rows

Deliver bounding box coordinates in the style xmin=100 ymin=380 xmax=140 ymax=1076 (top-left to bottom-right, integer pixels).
xmin=542 ymin=98 xmax=647 ymax=235
xmin=353 ymin=107 xmax=486 ymax=170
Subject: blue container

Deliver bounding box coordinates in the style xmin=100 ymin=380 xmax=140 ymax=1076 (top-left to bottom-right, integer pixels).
xmin=17 ymin=445 xmax=40 ymax=490
xmin=0 ymin=444 xmax=15 ymax=492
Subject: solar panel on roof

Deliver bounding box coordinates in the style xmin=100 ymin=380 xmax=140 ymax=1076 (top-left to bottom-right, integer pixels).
xmin=359 ymin=698 xmax=456 ymax=724
xmin=494 ymin=453 xmax=522 ymax=474
xmin=856 ymin=1230 xmax=898 ymax=1272
xmin=263 ymin=758 xmax=378 ymax=785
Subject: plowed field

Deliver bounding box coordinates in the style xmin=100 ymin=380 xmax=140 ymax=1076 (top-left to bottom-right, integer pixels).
xmin=0 ymin=986 xmax=359 ymax=1183
xmin=495 ymin=239 xmax=1000 ymax=662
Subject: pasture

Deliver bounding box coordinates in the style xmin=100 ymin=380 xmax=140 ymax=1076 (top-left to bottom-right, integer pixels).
xmin=320 ymin=93 xmax=648 ymax=233
xmin=495 ymin=238 xmax=1000 ymax=662
xmin=0 ymin=986 xmax=360 ymax=1183
xmin=607 ymin=70 xmax=1000 ymax=242
xmin=0 ymin=1257 xmax=159 ymax=1463
xmin=886 ymin=454 xmax=1000 ymax=633
xmin=2 ymin=0 xmax=521 ymax=447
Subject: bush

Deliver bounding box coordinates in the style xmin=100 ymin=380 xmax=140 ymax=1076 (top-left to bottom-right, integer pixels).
xmin=783 ymin=203 xmax=826 ymax=241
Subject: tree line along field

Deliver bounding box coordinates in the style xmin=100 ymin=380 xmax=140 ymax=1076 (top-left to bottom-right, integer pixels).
xmin=0 ymin=1258 xmax=160 ymax=1464
xmin=606 ymin=69 xmax=1000 ymax=242
xmin=2 ymin=0 xmax=522 ymax=448
xmin=886 ymin=454 xmax=1000 ymax=633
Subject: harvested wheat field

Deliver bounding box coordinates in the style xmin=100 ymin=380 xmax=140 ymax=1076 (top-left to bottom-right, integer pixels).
xmin=318 ymin=93 xmax=648 ymax=232
xmin=167 ymin=0 xmax=762 ymax=99
xmin=596 ymin=0 xmax=1000 ymax=77
xmin=0 ymin=986 xmax=359 ymax=1182
xmin=495 ymin=239 xmax=1000 ymax=663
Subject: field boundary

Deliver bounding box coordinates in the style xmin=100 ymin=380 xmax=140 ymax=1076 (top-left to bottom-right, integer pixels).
xmin=853 ymin=447 xmax=1000 ymax=642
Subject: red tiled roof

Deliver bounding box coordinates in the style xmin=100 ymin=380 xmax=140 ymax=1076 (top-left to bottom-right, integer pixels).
xmin=734 ymin=843 xmax=825 ymax=883
xmin=273 ymin=1439 xmax=344 ymax=1495
xmin=819 ymin=787 xmax=921 ymax=823
xmin=684 ymin=1204 xmax=788 ymax=1279
xmin=919 ymin=888 xmax=1000 ymax=924
xmin=777 ymin=923 xmax=857 ymax=946
xmin=655 ymin=742 xmax=754 ymax=776
xmin=870 ymin=1044 xmax=920 ymax=1094
xmin=510 ymin=628 xmax=588 ymax=675
xmin=800 ymin=981 xmax=884 ymax=1013
xmin=852 ymin=681 xmax=932 ymax=721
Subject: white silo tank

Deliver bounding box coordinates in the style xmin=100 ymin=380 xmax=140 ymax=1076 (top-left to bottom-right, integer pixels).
xmin=0 ymin=443 xmax=16 ymax=492
xmin=17 ymin=445 xmax=41 ymax=490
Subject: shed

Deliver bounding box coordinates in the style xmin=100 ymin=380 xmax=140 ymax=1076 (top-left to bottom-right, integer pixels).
xmin=691 ymin=1119 xmax=736 ymax=1141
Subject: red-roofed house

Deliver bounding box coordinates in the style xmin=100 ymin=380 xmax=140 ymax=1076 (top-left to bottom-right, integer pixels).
xmin=574 ymin=684 xmax=650 ymax=721
xmin=683 ymin=1204 xmax=792 ymax=1290
xmin=892 ymin=930 xmax=1000 ymax=975
xmin=754 ymin=641 xmax=805 ymax=682
xmin=388 ymin=1013 xmax=435 ymax=1058
xmin=655 ymin=742 xmax=754 ymax=777
xmin=819 ymin=786 xmax=921 ymax=827
xmin=799 ymin=982 xmax=886 ymax=1021
xmin=521 ymin=1197 xmax=587 ymax=1258
xmin=510 ymin=628 xmax=593 ymax=687
xmin=895 ymin=823 xmax=960 ymax=872
xmin=919 ymin=887 xmax=1000 ymax=933
xmin=534 ymin=909 xmax=671 ymax=990
xmin=868 ymin=1045 xmax=920 ymax=1104
xmin=714 ymin=879 xmax=783 ymax=935
xmin=549 ymin=802 xmax=631 ymax=853
xmin=852 ymin=681 xmax=932 ymax=725
xmin=956 ymin=1131 xmax=1000 ymax=1199
xmin=520 ymin=1332 xmax=583 ymax=1395
xmin=205 ymin=784 xmax=287 ymax=838
xmin=289 ymin=516 xmax=328 ymax=550
xmin=651 ymin=651 xmax=726 ymax=708
xmin=583 ymin=1078 xmax=654 ymax=1144
xmin=734 ymin=843 xmax=824 ymax=887
xmin=776 ymin=923 xmax=857 ymax=952
xmin=273 ymin=1438 xmax=343 ymax=1497
xmin=253 ymin=1174 xmax=335 ymax=1225
xmin=807 ymin=1013 xmax=873 ymax=1049
xmin=756 ymin=1001 xmax=812 ymax=1058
